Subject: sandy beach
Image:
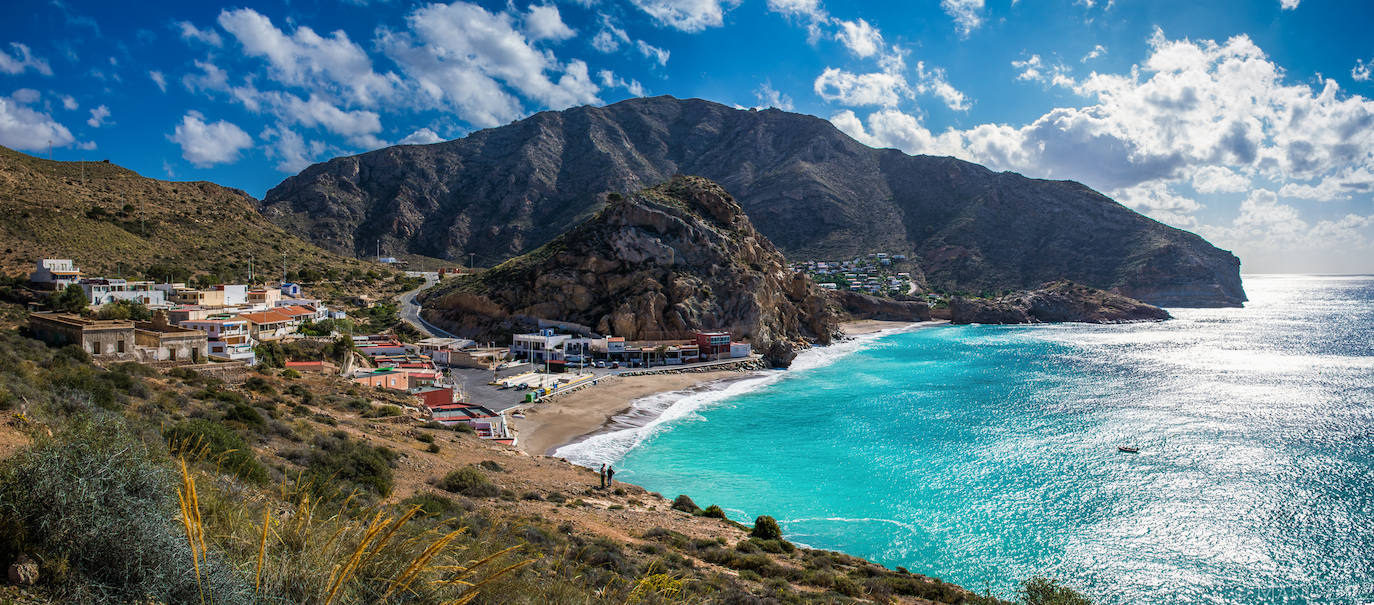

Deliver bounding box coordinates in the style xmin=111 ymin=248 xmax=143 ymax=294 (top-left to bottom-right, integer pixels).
xmin=514 ymin=370 xmax=744 ymax=456
xmin=840 ymin=318 xmax=919 ymax=336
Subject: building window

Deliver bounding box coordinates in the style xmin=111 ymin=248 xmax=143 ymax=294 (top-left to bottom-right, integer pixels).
xmin=117 ymin=340 xmax=125 ymax=353
xmin=92 ymin=341 xmax=102 ymax=355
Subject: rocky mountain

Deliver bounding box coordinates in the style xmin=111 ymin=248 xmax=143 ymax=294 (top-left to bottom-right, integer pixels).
xmin=835 ymin=290 xmax=932 ymax=323
xmin=262 ymin=96 xmax=1245 ymax=308
xmin=420 ymin=176 xmax=840 ymax=366
xmin=0 ymin=145 xmax=368 ymax=279
xmin=947 ymin=281 xmax=1172 ymax=324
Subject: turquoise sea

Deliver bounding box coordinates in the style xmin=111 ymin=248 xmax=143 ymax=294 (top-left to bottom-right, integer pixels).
xmin=557 ymin=275 xmax=1374 ymax=604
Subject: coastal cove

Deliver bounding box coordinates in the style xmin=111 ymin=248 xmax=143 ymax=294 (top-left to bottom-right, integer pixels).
xmin=557 ymin=275 xmax=1374 ymax=604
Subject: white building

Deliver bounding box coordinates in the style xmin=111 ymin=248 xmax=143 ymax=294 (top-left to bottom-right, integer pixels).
xmin=180 ymin=318 xmax=256 ymax=363
xmin=510 ymin=329 xmax=570 ymax=363
xmin=79 ymin=278 xmax=167 ymax=307
xmin=30 ymin=259 xmax=82 ymax=289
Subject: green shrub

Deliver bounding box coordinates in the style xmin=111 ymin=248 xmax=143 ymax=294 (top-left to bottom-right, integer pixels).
xmin=1020 ymin=576 xmax=1094 ymax=605
xmin=279 ymin=369 xmax=301 ymax=379
xmin=436 ymin=466 xmax=500 ymax=498
xmin=304 ymin=431 xmax=397 ymax=497
xmin=426 ymin=443 xmax=441 ymax=454
xmin=671 ymin=494 xmax=701 ymax=514
xmin=703 ymin=504 xmax=726 ymax=518
xmin=0 ymin=413 xmax=251 ymax=603
xmin=750 ymin=515 xmax=783 ymax=540
xmin=400 ymin=492 xmax=461 ymax=516
xmin=224 ymin=403 xmax=265 ymax=428
xmin=416 ymin=432 xmax=436 ymax=444
xmin=165 ymin=419 xmax=268 ymax=484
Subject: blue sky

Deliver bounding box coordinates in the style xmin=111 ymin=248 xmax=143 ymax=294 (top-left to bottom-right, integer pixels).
xmin=2 ymin=0 xmax=1372 ymax=273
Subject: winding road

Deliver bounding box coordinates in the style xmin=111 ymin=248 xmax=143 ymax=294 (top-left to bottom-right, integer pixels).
xmin=397 ymin=273 xmax=457 ymax=338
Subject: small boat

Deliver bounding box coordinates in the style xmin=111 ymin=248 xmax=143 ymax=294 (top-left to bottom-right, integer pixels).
xmin=1118 ymin=446 xmax=1139 ymax=454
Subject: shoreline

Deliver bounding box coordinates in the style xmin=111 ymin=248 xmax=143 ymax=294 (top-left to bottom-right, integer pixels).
xmin=513 ymin=370 xmax=748 ymax=456
xmin=517 ymin=319 xmax=941 ymax=461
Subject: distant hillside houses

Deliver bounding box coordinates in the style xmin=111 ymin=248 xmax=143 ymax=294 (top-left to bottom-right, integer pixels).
xmin=509 ymin=328 xmax=752 ymax=370
xmin=27 ymin=258 xmax=347 ymax=365
xmin=790 ymin=252 xmax=913 ymax=296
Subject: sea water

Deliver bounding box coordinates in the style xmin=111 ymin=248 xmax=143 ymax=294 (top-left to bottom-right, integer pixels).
xmin=557 ymin=275 xmax=1374 ymax=604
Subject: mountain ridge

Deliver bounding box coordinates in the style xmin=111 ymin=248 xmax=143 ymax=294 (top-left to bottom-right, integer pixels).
xmin=261 ymin=95 xmax=1246 ymax=307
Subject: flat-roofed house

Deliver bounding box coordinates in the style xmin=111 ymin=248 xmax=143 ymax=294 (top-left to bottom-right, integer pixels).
xmin=238 ymin=309 xmax=295 ymax=341
xmin=29 ymin=259 xmax=82 ymax=290
xmin=134 ymin=312 xmax=208 ymax=363
xmin=27 ymin=312 xmax=136 ymax=360
xmin=80 ymin=278 xmax=167 ymax=308
xmin=181 ymin=317 xmax=255 ymax=362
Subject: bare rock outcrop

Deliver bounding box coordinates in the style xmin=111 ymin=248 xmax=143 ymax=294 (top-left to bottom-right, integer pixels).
xmin=422 ymin=177 xmax=842 ymax=367
xmin=950 ymin=281 xmax=1171 ymax=325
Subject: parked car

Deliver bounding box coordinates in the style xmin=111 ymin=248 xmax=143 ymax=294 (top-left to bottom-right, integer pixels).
xmin=610 ymin=361 xmax=620 ymax=369
xmin=593 ymin=360 xmax=606 ymax=368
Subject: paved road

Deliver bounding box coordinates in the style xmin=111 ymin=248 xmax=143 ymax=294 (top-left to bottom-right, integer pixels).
xmin=397 ymin=274 xmax=458 ymax=338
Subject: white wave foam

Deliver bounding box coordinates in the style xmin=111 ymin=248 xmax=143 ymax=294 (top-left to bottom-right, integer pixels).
xmin=553 ymin=322 xmax=934 ymax=468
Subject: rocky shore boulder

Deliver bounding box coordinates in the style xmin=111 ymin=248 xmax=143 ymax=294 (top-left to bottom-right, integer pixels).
xmin=422 ymin=176 xmax=842 ymax=367
xmin=950 ymin=281 xmax=1171 ymax=324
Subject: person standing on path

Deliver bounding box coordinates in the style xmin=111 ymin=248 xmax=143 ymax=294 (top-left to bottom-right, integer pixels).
xmin=606 ymin=466 xmax=616 ymax=487
xmin=599 ymin=464 xmax=606 ymax=489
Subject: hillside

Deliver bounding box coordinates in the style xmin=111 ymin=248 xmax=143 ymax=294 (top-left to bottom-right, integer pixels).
xmin=421 ymin=176 xmax=841 ymax=366
xmin=262 ymin=96 xmax=1246 ymax=307
xmin=947 ymin=281 xmax=1172 ymax=324
xmin=0 ymin=146 xmax=372 ymax=281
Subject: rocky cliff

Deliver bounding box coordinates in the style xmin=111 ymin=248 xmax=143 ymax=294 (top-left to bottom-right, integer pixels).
xmin=421 ymin=176 xmax=841 ymax=367
xmin=836 ymin=290 xmax=932 ymax=322
xmin=948 ymin=281 xmax=1172 ymax=324
xmin=261 ymin=96 xmax=1246 ymax=308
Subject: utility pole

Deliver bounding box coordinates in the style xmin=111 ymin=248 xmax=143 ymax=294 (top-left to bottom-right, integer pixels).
xmin=248 ymin=256 xmax=253 ymax=284
xmin=281 ymin=252 xmax=286 ymax=285
xmin=468 ymin=252 xmax=475 ymax=272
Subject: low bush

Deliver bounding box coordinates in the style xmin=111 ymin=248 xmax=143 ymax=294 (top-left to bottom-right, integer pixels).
xmin=751 ymin=515 xmax=783 ymax=540
xmin=703 ymin=504 xmax=727 ymax=518
xmin=0 ymin=413 xmax=251 ymax=603
xmin=303 ymin=431 xmax=398 ymax=498
xmin=164 ymin=419 xmax=268 ymax=484
xmin=671 ymin=494 xmax=702 ymax=514
xmin=436 ymin=466 xmax=500 ymax=498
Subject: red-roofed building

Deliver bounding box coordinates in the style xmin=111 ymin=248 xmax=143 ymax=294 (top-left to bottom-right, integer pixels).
xmin=285 ymin=360 xmax=335 ymax=374
xmin=238 ymin=309 xmax=296 ymax=341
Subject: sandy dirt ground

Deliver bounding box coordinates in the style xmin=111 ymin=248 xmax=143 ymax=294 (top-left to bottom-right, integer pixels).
xmin=511 ymin=370 xmax=744 ymax=456
xmin=839 ymin=319 xmax=919 ymax=336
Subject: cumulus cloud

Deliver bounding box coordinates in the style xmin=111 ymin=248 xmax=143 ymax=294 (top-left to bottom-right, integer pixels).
xmin=524 ymin=4 xmax=576 ymax=41
xmin=1280 ymin=0 xmax=1300 ymax=9
xmin=1111 ymin=181 xmax=1203 ymax=228
xmin=835 ymin=19 xmax=882 ymax=58
xmin=0 ymin=43 xmax=52 ymax=76
xmin=1354 ymin=59 xmax=1371 ymax=82
xmin=397 ymin=127 xmax=445 ymax=145
xmin=260 ymin=125 xmax=328 ymax=173
xmin=380 ymin=1 xmax=600 ymax=127
xmin=169 ymin=111 xmax=253 ymax=167
xmin=941 ymin=0 xmax=985 ymax=36
xmin=86 ymin=104 xmax=110 ymax=128
xmin=60 ymin=95 xmax=78 ymax=110
xmin=176 ymin=20 xmax=222 ymax=46
xmin=1191 ymin=165 xmax=1250 ymax=193
xmin=1082 ymin=44 xmax=1107 ymax=62
xmin=1012 ymin=55 xmax=1074 ymax=87
xmin=217 ymin=8 xmax=399 ymax=106
xmin=814 ymin=68 xmax=909 ymax=107
xmin=629 ymin=0 xmax=740 ymax=32
xmin=754 ymin=82 xmax=793 ymax=110
xmin=0 ymin=94 xmax=74 ymax=151
xmin=149 ymin=70 xmax=167 ymax=92
xmin=598 ymin=69 xmax=646 ymax=97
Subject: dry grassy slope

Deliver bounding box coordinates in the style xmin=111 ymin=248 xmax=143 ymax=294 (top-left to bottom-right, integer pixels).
xmin=0 ymin=145 xmax=370 ymax=278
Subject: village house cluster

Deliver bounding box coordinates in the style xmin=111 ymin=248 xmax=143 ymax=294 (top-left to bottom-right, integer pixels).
xmin=790 ymin=253 xmax=914 ymax=296
xmin=509 ymin=328 xmax=751 ymax=369
xmin=26 ymin=258 xmax=340 ymax=365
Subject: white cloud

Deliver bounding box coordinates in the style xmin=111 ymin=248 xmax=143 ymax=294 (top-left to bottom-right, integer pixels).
xmin=814 ymin=68 xmax=910 ymax=107
xmin=637 ymin=40 xmax=670 ymax=66
xmin=148 ymin=70 xmax=167 ymax=93
xmin=524 ymin=4 xmax=576 ymax=41
xmin=915 ymin=61 xmax=969 ymax=111
xmin=266 ymin=92 xmax=383 ymax=147
xmin=1011 ymin=54 xmax=1075 ymax=87
xmin=260 ymin=125 xmax=328 ymax=173
xmin=0 ymin=94 xmax=74 ymax=151
xmin=598 ymin=69 xmax=646 ymax=97
xmin=1191 ymin=165 xmax=1250 ymax=193
xmin=835 ymin=19 xmax=882 ymax=58
xmin=181 ymin=59 xmax=231 ymax=94
xmin=60 ymin=95 xmax=78 ymax=110
xmin=629 ymin=0 xmax=740 ymax=32
xmin=10 ymin=89 xmax=39 ymax=104
xmin=1354 ymin=59 xmax=1371 ymax=82
xmin=1082 ymin=44 xmax=1107 ymax=62
xmin=217 ymin=8 xmax=399 ymax=106
xmin=0 ymin=43 xmax=52 ymax=76
xmin=169 ymin=111 xmax=253 ymax=167
xmin=1111 ymin=181 xmax=1203 ymax=227
xmin=591 ymin=20 xmax=630 ymax=53
xmin=397 ymin=127 xmax=445 ymax=145
xmin=176 ymin=20 xmax=222 ymax=47
xmin=754 ymin=82 xmax=793 ymax=110
xmin=380 ymin=1 xmax=600 ymax=127
xmin=766 ymin=0 xmax=824 ymax=19
xmin=86 ymin=104 xmax=110 ymax=128
xmin=941 ymin=0 xmax=985 ymax=36
xmin=1280 ymin=0 xmax=1300 ymax=9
